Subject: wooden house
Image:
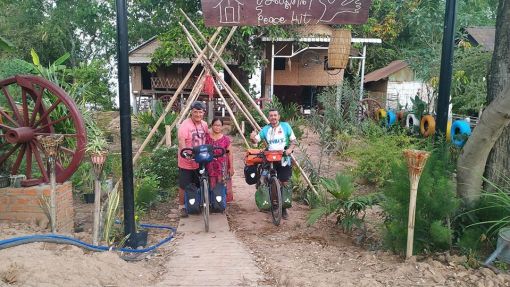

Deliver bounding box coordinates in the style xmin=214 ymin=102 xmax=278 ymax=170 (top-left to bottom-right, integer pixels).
xmin=260 ymin=25 xmax=380 ymax=113
xmin=128 ymin=36 xmax=242 ymax=115
xmin=364 ymin=60 xmax=433 ymax=111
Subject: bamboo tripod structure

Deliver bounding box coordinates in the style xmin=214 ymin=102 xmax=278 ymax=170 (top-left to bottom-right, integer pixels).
xmin=126 ymin=11 xmax=319 ymax=200
xmin=179 ymin=14 xmax=318 ymax=196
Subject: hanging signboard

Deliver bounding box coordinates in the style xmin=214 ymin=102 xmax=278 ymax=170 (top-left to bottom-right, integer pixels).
xmin=201 ymin=0 xmax=372 ymax=27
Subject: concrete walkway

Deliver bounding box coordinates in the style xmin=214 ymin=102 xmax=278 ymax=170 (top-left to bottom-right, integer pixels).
xmin=156 ymin=212 xmax=265 ymax=286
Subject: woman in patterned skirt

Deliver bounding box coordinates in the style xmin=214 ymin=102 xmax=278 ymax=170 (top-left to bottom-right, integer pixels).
xmin=206 ymin=118 xmax=234 ymax=202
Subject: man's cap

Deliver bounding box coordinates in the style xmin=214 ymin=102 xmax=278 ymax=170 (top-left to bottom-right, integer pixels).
xmin=191 ymin=101 xmax=206 ymax=111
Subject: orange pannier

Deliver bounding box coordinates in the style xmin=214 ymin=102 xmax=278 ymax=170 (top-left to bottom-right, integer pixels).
xmin=245 ymin=149 xmax=264 ymax=166
xmin=264 ymin=150 xmax=283 ymax=162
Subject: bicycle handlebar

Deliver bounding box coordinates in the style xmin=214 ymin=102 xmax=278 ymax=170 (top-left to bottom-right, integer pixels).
xmin=179 ymin=146 xmax=226 ymax=159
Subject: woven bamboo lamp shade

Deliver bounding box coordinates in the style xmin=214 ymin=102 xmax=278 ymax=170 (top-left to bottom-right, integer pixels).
xmin=328 ymin=29 xmax=351 ymax=69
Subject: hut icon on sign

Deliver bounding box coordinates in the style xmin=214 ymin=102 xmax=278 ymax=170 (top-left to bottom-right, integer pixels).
xmin=214 ymin=0 xmax=244 ymax=24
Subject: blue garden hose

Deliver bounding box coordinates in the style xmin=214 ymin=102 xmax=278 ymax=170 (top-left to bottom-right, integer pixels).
xmin=0 ymin=223 xmax=176 ymax=254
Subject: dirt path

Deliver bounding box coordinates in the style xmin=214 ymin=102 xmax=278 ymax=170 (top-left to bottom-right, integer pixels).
xmin=226 ymin=136 xmax=510 ymax=287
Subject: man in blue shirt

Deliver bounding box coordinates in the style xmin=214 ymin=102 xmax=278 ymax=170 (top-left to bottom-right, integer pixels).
xmin=250 ymin=109 xmax=297 ymax=219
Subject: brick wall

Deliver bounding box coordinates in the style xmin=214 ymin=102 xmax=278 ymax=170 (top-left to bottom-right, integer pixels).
xmin=0 ymin=182 xmax=74 ymax=233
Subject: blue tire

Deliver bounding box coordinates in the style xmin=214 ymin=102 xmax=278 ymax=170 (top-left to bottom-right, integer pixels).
xmin=387 ymin=110 xmax=397 ymax=126
xmin=451 ymin=120 xmax=471 ymax=148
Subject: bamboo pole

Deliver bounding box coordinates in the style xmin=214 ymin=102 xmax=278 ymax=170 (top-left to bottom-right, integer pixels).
xmin=180 ymin=24 xmax=260 ymax=130
xmin=213 ymin=82 xmax=251 ymax=148
xmin=180 ymin=10 xmax=268 ymax=124
xmin=132 ymin=27 xmax=223 ymax=164
xmin=180 ymin=16 xmax=319 ymax=196
xmin=165 ymin=125 xmax=172 ymax=146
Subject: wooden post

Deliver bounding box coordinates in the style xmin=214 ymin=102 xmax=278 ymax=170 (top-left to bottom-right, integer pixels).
xmin=93 ymin=176 xmax=101 ymax=245
xmin=241 ymin=121 xmax=245 ymax=134
xmin=165 ymin=125 xmax=172 ymax=146
xmin=407 ymin=180 xmax=419 ymax=259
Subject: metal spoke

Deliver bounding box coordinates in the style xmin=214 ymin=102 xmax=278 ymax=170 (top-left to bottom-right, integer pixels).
xmin=0 ymin=108 xmax=19 ymax=128
xmin=25 ymin=143 xmax=33 ymax=178
xmin=1 ymin=86 xmax=23 ymax=125
xmin=31 ymin=142 xmax=48 ymax=181
xmin=21 ymin=88 xmax=29 ymax=126
xmin=32 ymin=98 xmax=62 ymax=128
xmin=0 ymin=143 xmax=20 ymax=163
xmin=11 ymin=144 xmax=27 ymax=175
xmin=30 ymin=87 xmax=45 ymax=127
xmin=0 ymin=123 xmax=14 ymax=131
xmin=34 ymin=132 xmax=77 ymax=137
xmin=34 ymin=114 xmax=72 ymax=132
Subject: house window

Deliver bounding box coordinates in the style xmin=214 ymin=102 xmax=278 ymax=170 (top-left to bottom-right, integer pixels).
xmin=274 ymin=58 xmax=286 ymax=70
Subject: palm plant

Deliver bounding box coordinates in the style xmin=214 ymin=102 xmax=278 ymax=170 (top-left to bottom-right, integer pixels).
xmin=307 ymin=173 xmax=381 ymax=232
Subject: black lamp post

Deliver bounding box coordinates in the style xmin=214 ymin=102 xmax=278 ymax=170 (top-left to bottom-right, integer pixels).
xmin=436 ymin=0 xmax=458 ymax=135
xmin=115 ymin=0 xmax=139 ymax=247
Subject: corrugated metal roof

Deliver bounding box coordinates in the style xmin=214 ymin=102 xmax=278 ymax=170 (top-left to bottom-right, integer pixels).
xmin=465 ymin=26 xmax=495 ymax=52
xmin=364 ymin=60 xmax=408 ymax=83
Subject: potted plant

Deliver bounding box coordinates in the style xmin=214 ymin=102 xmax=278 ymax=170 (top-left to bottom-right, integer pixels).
xmin=83 ymin=134 xmax=108 ymax=203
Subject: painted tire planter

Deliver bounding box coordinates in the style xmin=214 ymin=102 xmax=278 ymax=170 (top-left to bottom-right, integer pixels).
xmin=451 ymin=120 xmax=471 ymax=148
xmin=406 ymin=114 xmax=419 ymax=128
xmin=396 ymin=111 xmax=405 ymax=125
xmin=376 ymin=108 xmax=387 ymax=121
xmin=420 ymin=115 xmax=436 ymax=137
xmin=387 ymin=110 xmax=397 ymax=126
xmin=446 ymin=121 xmax=452 ymax=142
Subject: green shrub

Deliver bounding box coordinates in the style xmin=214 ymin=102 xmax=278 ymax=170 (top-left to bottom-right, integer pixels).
xmin=135 ymin=174 xmax=160 ymax=208
xmin=137 ymin=146 xmax=179 ymax=190
xmin=382 ymin=145 xmax=459 ymax=255
xmin=351 ymin=124 xmax=416 ymax=186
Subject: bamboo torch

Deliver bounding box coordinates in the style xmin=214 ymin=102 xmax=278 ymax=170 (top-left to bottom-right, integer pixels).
xmin=403 ymin=149 xmax=430 ymax=259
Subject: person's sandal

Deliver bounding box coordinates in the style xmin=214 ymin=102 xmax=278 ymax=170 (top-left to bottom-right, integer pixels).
xmin=282 ymin=208 xmax=289 ymax=220
xmin=179 ymin=208 xmax=189 ymax=218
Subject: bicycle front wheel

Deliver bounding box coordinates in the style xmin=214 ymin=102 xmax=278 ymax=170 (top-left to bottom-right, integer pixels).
xmin=201 ymin=178 xmax=210 ymax=232
xmin=269 ymin=177 xmax=282 ymax=226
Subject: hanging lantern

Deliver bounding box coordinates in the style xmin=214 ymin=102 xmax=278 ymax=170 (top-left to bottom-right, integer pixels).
xmin=203 ymin=74 xmax=215 ymax=100
xmin=328 ymin=29 xmax=352 ymax=69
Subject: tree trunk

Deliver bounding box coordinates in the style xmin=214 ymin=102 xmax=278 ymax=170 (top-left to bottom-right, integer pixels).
xmin=457 ymin=85 xmax=510 ymax=205
xmin=457 ymin=0 xmax=510 ymax=205
xmin=484 ymin=0 xmax=510 ymax=189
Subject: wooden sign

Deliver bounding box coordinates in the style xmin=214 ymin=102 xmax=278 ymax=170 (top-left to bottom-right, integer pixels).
xmin=201 ymin=0 xmax=372 ymax=27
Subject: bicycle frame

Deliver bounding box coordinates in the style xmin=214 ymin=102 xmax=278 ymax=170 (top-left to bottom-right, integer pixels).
xmin=256 ymin=150 xmax=284 ymax=226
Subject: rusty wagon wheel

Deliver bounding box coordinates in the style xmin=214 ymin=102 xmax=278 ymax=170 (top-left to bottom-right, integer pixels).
xmin=358 ymin=98 xmax=383 ymax=121
xmin=0 ymin=75 xmax=86 ymax=187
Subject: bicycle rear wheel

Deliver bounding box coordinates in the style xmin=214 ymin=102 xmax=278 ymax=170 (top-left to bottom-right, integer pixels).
xmin=201 ymin=178 xmax=210 ymax=232
xmin=269 ymin=177 xmax=282 ymax=226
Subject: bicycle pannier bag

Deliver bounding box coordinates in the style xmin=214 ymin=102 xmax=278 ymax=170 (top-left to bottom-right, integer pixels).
xmin=184 ymin=183 xmax=201 ymax=214
xmin=255 ymin=184 xmax=271 ymax=211
xmin=245 ymin=149 xmax=263 ymax=166
xmin=244 ymin=165 xmax=259 ymax=185
xmin=193 ymin=144 xmax=214 ymax=164
xmin=282 ymin=185 xmax=292 ymax=208
xmin=210 ymin=182 xmax=227 ymax=212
